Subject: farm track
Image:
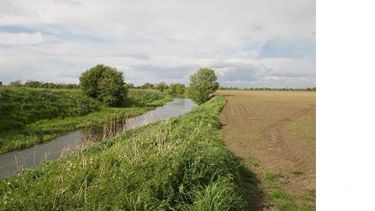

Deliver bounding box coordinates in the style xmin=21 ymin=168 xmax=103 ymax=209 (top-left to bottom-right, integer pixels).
xmin=218 ymin=90 xmax=316 ymax=210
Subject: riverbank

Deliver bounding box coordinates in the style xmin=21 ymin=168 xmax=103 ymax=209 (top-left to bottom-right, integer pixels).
xmin=0 ymin=88 xmax=172 ymax=154
xmin=0 ymin=96 xmax=249 ymax=210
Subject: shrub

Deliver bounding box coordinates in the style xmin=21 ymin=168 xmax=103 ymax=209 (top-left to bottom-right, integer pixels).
xmin=9 ymin=80 xmax=22 ymax=87
xmin=188 ymin=68 xmax=219 ymax=104
xmin=141 ymin=83 xmax=154 ymax=89
xmin=80 ymin=65 xmax=127 ymax=107
xmin=155 ymin=82 xmax=168 ymax=92
xmin=24 ymin=80 xmax=42 ymax=88
xmin=168 ymin=83 xmax=186 ymax=96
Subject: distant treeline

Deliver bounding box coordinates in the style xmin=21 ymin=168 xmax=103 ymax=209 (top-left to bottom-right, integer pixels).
xmin=0 ymin=80 xmax=315 ymax=92
xmin=0 ymin=80 xmax=187 ymax=95
xmin=218 ymin=87 xmax=316 ymax=91
xmin=0 ymin=80 xmax=80 ymax=89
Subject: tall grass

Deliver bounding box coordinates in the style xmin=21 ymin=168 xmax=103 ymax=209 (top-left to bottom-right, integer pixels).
xmin=0 ymin=88 xmax=171 ymax=153
xmin=0 ymin=87 xmax=101 ymax=131
xmin=0 ymin=96 xmax=247 ymax=210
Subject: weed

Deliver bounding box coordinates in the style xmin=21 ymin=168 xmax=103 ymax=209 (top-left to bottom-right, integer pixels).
xmin=291 ymin=168 xmax=304 ymax=175
xmin=264 ymin=171 xmax=283 ymax=182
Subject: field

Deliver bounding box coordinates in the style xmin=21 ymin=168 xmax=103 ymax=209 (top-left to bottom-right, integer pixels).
xmin=0 ymin=88 xmax=171 ymax=153
xmin=0 ymin=87 xmax=316 ymax=210
xmin=217 ymin=90 xmax=316 ymax=210
xmin=0 ymin=97 xmax=249 ymax=210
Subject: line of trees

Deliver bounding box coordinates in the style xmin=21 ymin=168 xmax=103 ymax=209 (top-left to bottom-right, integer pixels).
xmin=2 ymin=80 xmax=80 ymax=89
xmin=136 ymin=82 xmax=186 ymax=95
xmin=3 ymin=64 xmax=314 ymax=108
xmin=219 ymin=87 xmax=316 ymax=91
xmin=1 ymin=65 xmax=220 ymax=106
xmin=78 ymin=65 xmax=219 ymax=106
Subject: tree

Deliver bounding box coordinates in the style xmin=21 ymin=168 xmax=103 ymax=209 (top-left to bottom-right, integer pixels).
xmin=141 ymin=83 xmax=154 ymax=89
xmin=155 ymin=82 xmax=168 ymax=92
xmin=9 ymin=80 xmax=22 ymax=87
xmin=80 ymin=64 xmax=127 ymax=107
xmin=0 ymin=81 xmax=2 ymax=86
xmin=187 ymin=68 xmax=219 ymax=104
xmin=168 ymin=83 xmax=186 ymax=95
xmin=126 ymin=83 xmax=134 ymax=89
xmin=25 ymin=80 xmax=42 ymax=88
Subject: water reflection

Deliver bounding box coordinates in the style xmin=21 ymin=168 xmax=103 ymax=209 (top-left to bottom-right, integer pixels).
xmin=0 ymin=98 xmax=196 ymax=178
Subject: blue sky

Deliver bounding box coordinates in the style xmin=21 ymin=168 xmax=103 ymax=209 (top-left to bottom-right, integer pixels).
xmin=0 ymin=0 xmax=315 ymax=88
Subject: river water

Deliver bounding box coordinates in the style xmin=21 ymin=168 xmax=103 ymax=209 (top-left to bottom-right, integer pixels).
xmin=0 ymin=98 xmax=196 ymax=178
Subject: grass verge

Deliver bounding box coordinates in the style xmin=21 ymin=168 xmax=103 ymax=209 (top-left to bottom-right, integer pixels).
xmin=0 ymin=89 xmax=172 ymax=154
xmin=263 ymin=171 xmax=315 ymax=211
xmin=0 ymin=96 xmax=248 ymax=210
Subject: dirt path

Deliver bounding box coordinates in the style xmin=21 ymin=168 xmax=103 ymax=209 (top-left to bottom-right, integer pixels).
xmin=217 ymin=90 xmax=316 ymax=210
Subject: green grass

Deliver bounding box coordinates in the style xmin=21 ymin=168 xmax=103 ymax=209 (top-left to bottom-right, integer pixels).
xmin=125 ymin=89 xmax=170 ymax=106
xmin=264 ymin=171 xmax=283 ymax=183
xmin=290 ymin=168 xmax=304 ymax=176
xmin=0 ymin=87 xmax=101 ymax=131
xmin=263 ymin=171 xmax=315 ymax=211
xmin=0 ymin=96 xmax=248 ymax=210
xmin=0 ymin=88 xmax=171 ymax=153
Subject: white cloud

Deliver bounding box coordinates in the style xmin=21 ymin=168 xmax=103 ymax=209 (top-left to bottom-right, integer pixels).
xmin=0 ymin=0 xmax=315 ymax=87
xmin=0 ymin=32 xmax=43 ymax=46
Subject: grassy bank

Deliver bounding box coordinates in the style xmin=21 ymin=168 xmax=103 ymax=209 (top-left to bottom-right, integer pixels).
xmin=0 ymin=87 xmax=101 ymax=131
xmin=0 ymin=88 xmax=171 ymax=153
xmin=0 ymin=96 xmax=248 ymax=210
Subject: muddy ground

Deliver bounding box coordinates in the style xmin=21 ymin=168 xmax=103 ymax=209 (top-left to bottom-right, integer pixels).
xmin=218 ymin=90 xmax=316 ymax=210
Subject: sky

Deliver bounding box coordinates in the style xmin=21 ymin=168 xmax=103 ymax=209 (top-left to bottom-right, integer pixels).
xmin=0 ymin=0 xmax=315 ymax=88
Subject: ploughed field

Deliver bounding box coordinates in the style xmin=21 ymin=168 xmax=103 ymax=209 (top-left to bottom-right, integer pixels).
xmin=218 ymin=90 xmax=316 ymax=210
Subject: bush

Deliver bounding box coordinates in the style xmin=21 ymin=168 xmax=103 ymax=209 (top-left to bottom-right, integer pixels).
xmin=80 ymin=65 xmax=127 ymax=107
xmin=126 ymin=89 xmax=165 ymax=106
xmin=188 ymin=68 xmax=219 ymax=104
xmin=9 ymin=80 xmax=22 ymax=87
xmin=141 ymin=83 xmax=154 ymax=89
xmin=155 ymin=82 xmax=168 ymax=92
xmin=168 ymin=83 xmax=186 ymax=96
xmin=24 ymin=80 xmax=42 ymax=88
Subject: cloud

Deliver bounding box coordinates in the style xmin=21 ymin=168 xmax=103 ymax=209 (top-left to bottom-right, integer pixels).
xmin=0 ymin=0 xmax=315 ymax=87
xmin=0 ymin=32 xmax=43 ymax=46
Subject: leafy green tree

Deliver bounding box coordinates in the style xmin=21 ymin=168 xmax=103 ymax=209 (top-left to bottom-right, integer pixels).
xmin=141 ymin=83 xmax=154 ymax=89
xmin=168 ymin=83 xmax=186 ymax=95
xmin=188 ymin=68 xmax=219 ymax=104
xmin=25 ymin=80 xmax=42 ymax=88
xmin=9 ymin=80 xmax=22 ymax=87
xmin=126 ymin=83 xmax=134 ymax=89
xmin=0 ymin=81 xmax=3 ymax=86
xmin=155 ymin=82 xmax=168 ymax=92
xmin=80 ymin=64 xmax=127 ymax=107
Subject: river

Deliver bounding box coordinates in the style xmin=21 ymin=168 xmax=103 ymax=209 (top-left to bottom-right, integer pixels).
xmin=0 ymin=98 xmax=196 ymax=178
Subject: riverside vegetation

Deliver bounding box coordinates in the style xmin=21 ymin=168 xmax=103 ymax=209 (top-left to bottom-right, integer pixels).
xmin=0 ymin=96 xmax=250 ymax=210
xmin=0 ymin=87 xmax=171 ymax=153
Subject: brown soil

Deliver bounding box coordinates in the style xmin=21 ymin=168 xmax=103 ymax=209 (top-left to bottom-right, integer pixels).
xmin=217 ymin=90 xmax=316 ymax=210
